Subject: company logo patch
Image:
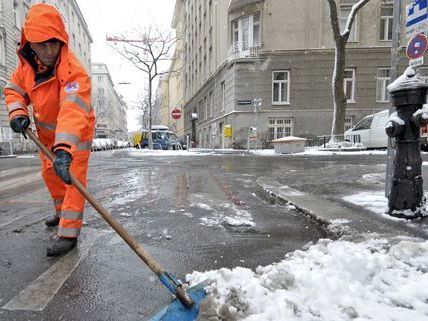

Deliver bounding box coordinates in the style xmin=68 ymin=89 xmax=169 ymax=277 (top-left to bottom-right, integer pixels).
xmin=64 ymin=81 xmax=80 ymax=93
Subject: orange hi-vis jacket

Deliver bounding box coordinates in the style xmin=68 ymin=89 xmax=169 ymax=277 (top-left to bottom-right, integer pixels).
xmin=5 ymin=4 xmax=95 ymax=239
xmin=5 ymin=4 xmax=95 ymax=156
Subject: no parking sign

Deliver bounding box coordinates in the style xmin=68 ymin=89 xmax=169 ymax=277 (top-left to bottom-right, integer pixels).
xmin=406 ymin=33 xmax=428 ymax=66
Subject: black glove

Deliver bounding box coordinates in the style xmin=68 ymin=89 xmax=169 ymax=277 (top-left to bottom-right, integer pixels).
xmin=10 ymin=116 xmax=30 ymax=138
xmin=53 ymin=150 xmax=72 ymax=185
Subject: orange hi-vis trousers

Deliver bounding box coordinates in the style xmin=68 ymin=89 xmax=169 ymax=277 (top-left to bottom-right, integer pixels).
xmin=40 ymin=149 xmax=90 ymax=238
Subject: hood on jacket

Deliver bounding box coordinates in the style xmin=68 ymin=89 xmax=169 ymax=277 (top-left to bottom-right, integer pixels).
xmin=21 ymin=3 xmax=68 ymax=47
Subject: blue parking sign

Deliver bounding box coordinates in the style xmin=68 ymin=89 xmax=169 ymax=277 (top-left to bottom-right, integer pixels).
xmin=407 ymin=0 xmax=428 ymax=28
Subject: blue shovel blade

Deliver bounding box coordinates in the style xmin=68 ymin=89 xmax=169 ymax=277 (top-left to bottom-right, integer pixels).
xmin=149 ymin=283 xmax=207 ymax=321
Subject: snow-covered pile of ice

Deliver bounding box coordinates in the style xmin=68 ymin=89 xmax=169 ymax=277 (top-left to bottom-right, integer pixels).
xmin=188 ymin=237 xmax=428 ymax=321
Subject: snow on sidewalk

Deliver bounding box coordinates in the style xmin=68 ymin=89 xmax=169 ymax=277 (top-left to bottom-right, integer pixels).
xmin=188 ymin=237 xmax=428 ymax=321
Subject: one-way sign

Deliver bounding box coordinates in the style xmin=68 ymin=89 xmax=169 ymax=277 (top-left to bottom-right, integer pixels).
xmin=406 ymin=0 xmax=428 ymax=38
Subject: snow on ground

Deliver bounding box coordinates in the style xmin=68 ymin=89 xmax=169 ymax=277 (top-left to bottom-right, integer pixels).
xmin=195 ymin=202 xmax=255 ymax=228
xmin=127 ymin=147 xmax=388 ymax=157
xmin=343 ymin=191 xmax=388 ymax=216
xmin=188 ymin=236 xmax=428 ymax=321
xmin=250 ymin=148 xmax=386 ymax=156
xmin=128 ymin=149 xmax=208 ymax=157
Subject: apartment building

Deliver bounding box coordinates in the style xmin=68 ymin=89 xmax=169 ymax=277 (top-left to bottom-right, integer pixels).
xmin=91 ymin=63 xmax=128 ymax=140
xmin=32 ymin=0 xmax=92 ymax=71
xmin=164 ymin=0 xmax=417 ymax=149
xmin=0 ymin=0 xmax=33 ymax=153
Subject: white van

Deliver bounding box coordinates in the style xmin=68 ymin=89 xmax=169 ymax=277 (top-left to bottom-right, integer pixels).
xmin=344 ymin=109 xmax=389 ymax=148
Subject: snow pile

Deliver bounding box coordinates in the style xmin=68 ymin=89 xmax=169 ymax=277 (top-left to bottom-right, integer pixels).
xmin=321 ymin=139 xmax=365 ymax=150
xmin=189 ymin=237 xmax=428 ymax=321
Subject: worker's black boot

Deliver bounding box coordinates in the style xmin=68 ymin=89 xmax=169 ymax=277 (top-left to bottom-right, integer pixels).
xmin=45 ymin=215 xmax=60 ymax=227
xmin=46 ymin=236 xmax=78 ymax=257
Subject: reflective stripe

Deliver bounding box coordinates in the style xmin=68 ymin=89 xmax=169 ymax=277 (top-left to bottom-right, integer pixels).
xmin=35 ymin=119 xmax=56 ymax=131
xmin=60 ymin=211 xmax=83 ymax=220
xmin=53 ymin=198 xmax=63 ymax=206
xmin=5 ymin=82 xmax=29 ymax=100
xmin=7 ymin=102 xmax=25 ymax=112
xmin=63 ymin=95 xmax=92 ymax=113
xmin=54 ymin=132 xmax=80 ymax=146
xmin=77 ymin=141 xmax=92 ymax=151
xmin=57 ymin=227 xmax=80 ymax=238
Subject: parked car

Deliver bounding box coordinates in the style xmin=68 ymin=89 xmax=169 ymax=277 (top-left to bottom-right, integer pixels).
xmin=345 ymin=108 xmax=428 ymax=150
xmin=345 ymin=109 xmax=389 ymax=149
xmin=140 ymin=130 xmax=184 ymax=150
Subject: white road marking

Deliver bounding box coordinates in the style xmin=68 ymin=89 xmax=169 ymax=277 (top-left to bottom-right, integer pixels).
xmin=2 ymin=229 xmax=110 ymax=311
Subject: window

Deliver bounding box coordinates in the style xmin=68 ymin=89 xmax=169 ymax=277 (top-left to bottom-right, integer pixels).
xmin=208 ymin=46 xmax=213 ymax=74
xmin=231 ymin=13 xmax=260 ymax=53
xmin=268 ymin=118 xmax=293 ymax=141
xmin=24 ymin=3 xmax=30 ymax=17
xmin=97 ymin=75 xmax=103 ymax=82
xmin=340 ymin=6 xmax=358 ymax=42
xmin=345 ymin=116 xmax=354 ymax=131
xmin=272 ymin=71 xmax=290 ymax=104
xmin=204 ymin=96 xmax=208 ymax=120
xmin=221 ymin=81 xmax=225 ymax=111
xmin=0 ymin=34 xmax=5 ymax=66
xmin=13 ymin=1 xmax=20 ymax=27
xmin=344 ymin=68 xmax=356 ymax=103
xmin=354 ymin=116 xmax=373 ymax=130
xmin=98 ymin=88 xmax=105 ymax=96
xmin=376 ymin=68 xmax=391 ymax=102
xmin=209 ymin=91 xmax=213 ymax=117
xmin=380 ymin=6 xmax=393 ymax=41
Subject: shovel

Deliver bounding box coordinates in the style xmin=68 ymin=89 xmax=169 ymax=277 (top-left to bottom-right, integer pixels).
xmin=26 ymin=128 xmax=206 ymax=320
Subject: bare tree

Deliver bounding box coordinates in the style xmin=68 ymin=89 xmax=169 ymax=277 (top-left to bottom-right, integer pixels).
xmin=108 ymin=27 xmax=177 ymax=149
xmin=135 ymin=93 xmax=161 ymax=129
xmin=326 ymin=0 xmax=371 ymax=143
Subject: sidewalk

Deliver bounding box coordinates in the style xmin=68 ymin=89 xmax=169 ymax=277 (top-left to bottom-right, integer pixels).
xmin=256 ymin=171 xmax=428 ymax=240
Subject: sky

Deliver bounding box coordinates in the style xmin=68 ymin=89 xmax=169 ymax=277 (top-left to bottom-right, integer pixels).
xmin=76 ymin=0 xmax=176 ymax=132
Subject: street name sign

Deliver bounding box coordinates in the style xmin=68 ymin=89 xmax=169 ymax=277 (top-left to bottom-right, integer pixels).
xmin=406 ymin=0 xmax=428 ymax=38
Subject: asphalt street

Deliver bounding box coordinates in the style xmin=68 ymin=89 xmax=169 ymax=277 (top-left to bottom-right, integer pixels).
xmin=1 ymin=149 xmax=329 ymax=321
xmin=1 ymin=149 xmax=427 ymax=321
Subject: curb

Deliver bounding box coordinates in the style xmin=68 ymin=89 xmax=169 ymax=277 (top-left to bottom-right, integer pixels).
xmin=255 ymin=177 xmax=428 ymax=239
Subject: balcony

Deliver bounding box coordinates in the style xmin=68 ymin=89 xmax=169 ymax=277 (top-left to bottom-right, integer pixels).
xmin=228 ymin=41 xmax=261 ymax=60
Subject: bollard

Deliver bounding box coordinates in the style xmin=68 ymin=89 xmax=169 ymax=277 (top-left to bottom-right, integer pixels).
xmin=385 ymin=67 xmax=428 ymax=218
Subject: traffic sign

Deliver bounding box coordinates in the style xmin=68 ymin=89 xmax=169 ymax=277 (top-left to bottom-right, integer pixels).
xmin=171 ymin=108 xmax=181 ymax=120
xmin=406 ymin=33 xmax=428 ymax=60
xmin=406 ymin=0 xmax=428 ymax=38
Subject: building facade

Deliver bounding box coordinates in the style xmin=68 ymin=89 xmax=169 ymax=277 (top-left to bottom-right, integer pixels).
xmin=166 ymin=0 xmax=417 ymax=149
xmin=0 ymin=0 xmax=33 ymax=153
xmin=91 ymin=63 xmax=128 ymax=140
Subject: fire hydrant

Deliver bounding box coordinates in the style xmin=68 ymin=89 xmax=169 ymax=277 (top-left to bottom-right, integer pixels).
xmin=386 ymin=67 xmax=428 ymax=218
